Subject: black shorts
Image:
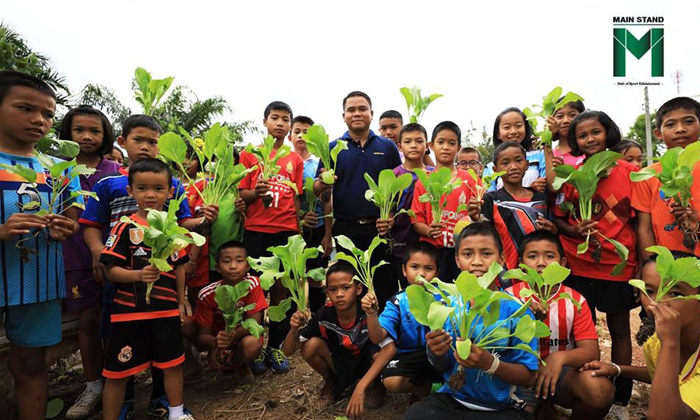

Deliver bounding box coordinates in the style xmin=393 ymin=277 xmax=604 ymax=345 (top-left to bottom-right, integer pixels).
xmin=244 ymin=229 xmax=297 ymax=262
xmin=516 ymin=366 xmax=572 ymax=407
xmin=402 ymin=393 xmax=534 ymax=420
xmin=331 ymin=344 xmax=379 ymax=395
xmin=304 ymin=226 xmax=329 ymax=272
xmin=103 ymin=316 xmax=184 ymax=379
xmin=437 ymin=247 xmax=460 ymax=283
xmin=381 ymin=349 xmax=442 ymax=385
xmin=564 ymin=275 xmax=638 ymax=320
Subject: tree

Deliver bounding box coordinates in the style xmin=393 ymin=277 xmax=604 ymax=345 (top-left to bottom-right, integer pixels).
xmin=465 ymin=125 xmax=495 ymax=165
xmin=0 ymin=22 xmax=70 ymax=105
xmin=154 ymin=85 xmax=230 ymax=135
xmin=75 ymin=83 xmax=131 ymax=132
xmin=627 ymin=111 xmax=665 ymax=156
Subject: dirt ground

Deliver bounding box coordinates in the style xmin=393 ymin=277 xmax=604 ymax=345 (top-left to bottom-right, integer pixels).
xmin=47 ymin=309 xmax=651 ymax=420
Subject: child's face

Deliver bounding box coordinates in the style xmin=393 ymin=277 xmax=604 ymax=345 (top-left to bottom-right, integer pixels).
xmin=402 ymin=252 xmax=438 ymax=285
xmin=290 ymin=122 xmax=311 ymax=151
xmin=118 ymin=127 xmax=160 ymax=163
xmin=264 ymin=110 xmax=291 ymax=141
xmin=217 ymin=247 xmax=250 ymax=282
xmin=494 ymin=147 xmax=527 ymax=186
xmin=72 ymin=114 xmax=104 ymax=155
xmin=641 ymin=262 xmax=700 ymax=329
xmin=622 ymin=147 xmax=644 ymax=170
xmin=498 ymin=111 xmax=526 ymax=143
xmin=456 ymin=151 xmax=482 ymax=175
xmin=343 ymin=96 xmax=373 ymax=133
xmin=574 ymin=119 xmax=607 ymax=157
xmin=521 ymin=240 xmax=566 ymax=273
xmin=654 ymin=108 xmax=700 ymax=150
xmin=399 ymin=131 xmax=427 ymax=162
xmin=379 ymin=117 xmax=402 ymax=144
xmin=105 ymin=149 xmax=124 ymax=166
xmin=326 ymin=272 xmax=360 ymax=312
xmin=431 ymin=129 xmax=460 ymax=166
xmin=0 ymin=86 xmax=55 ymax=149
xmin=553 ymin=104 xmax=580 ymax=139
xmin=183 ymin=155 xmax=200 ymax=179
xmin=127 ymin=171 xmax=173 ymax=211
xmin=455 ymin=234 xmax=504 ymax=277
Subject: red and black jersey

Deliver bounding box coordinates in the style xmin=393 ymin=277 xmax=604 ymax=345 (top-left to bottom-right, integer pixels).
xmin=299 ymin=301 xmax=369 ymax=358
xmin=100 ymin=214 xmax=188 ymax=322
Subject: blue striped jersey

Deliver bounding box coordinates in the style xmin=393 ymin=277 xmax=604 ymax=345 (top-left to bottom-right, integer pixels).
xmin=0 ymin=151 xmax=82 ymax=307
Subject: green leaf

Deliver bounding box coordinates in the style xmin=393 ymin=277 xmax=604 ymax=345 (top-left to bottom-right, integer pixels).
xmin=406 ymin=285 xmax=433 ymax=326
xmin=267 ymin=297 xmax=293 ymax=322
xmin=456 ymin=338 xmax=472 ymax=360
xmin=158 ymin=132 xmax=187 ymax=164
xmin=427 ymin=301 xmax=453 ymax=331
xmin=0 ymin=163 xmax=37 ymax=183
xmin=514 ymin=316 xmax=536 ymax=343
xmin=242 ymin=318 xmax=264 ymax=338
xmin=577 ymin=239 xmax=589 ymax=255
xmin=21 ymin=200 xmax=40 ymax=211
xmin=46 ymin=398 xmax=64 ymax=419
xmin=541 ymin=263 xmax=571 ymax=286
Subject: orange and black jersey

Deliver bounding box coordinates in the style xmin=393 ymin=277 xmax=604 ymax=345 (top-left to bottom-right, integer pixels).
xmin=298 ymin=301 xmax=370 ymax=358
xmin=100 ymin=214 xmax=188 ymax=322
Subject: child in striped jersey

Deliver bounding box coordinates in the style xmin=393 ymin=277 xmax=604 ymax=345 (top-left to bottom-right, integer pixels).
xmin=507 ymin=231 xmax=613 ymax=419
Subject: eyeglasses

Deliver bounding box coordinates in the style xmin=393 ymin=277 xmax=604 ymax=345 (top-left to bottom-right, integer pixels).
xmin=456 ymin=160 xmax=482 ymax=169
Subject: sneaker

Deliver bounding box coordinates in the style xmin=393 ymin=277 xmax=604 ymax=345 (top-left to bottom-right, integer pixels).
xmin=65 ymin=387 xmax=102 ymax=419
xmin=148 ymin=396 xmax=192 ymax=420
xmin=250 ymin=347 xmax=269 ymax=375
xmin=175 ymin=415 xmax=196 ymax=420
xmin=266 ymin=347 xmax=290 ymax=373
xmin=606 ymin=404 xmax=630 ymax=420
xmin=118 ymin=400 xmax=135 ymax=420
xmin=232 ymin=361 xmax=255 ymax=385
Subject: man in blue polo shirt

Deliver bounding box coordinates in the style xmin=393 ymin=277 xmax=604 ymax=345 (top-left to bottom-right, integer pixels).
xmin=315 ymin=91 xmax=401 ymax=309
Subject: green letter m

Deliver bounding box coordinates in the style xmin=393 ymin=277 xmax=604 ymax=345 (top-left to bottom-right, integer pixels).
xmin=613 ymin=28 xmax=664 ymax=77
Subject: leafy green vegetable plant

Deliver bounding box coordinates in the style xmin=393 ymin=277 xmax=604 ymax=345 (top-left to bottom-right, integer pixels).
xmin=334 ymin=235 xmax=388 ymax=297
xmin=119 ymin=195 xmax=206 ymax=303
xmin=466 ymin=168 xmax=505 ymax=202
xmin=406 ymin=262 xmax=550 ymax=388
xmin=302 ymin=124 xmax=347 ymax=185
xmin=553 ymin=151 xmax=629 ymax=275
xmin=415 ymin=167 xmax=462 ymax=223
xmin=523 ymin=87 xmax=584 ymax=147
xmin=245 ymin=135 xmax=292 ymax=207
xmin=247 ymin=234 xmax=326 ymax=321
xmin=214 ymin=282 xmax=264 ymax=338
xmin=400 ymin=86 xmax=443 ymax=124
xmin=628 ymin=246 xmax=700 ymax=303
xmin=364 ymin=169 xmax=414 ymax=221
xmin=133 ymin=67 xmax=174 ymax=116
xmin=630 ymin=142 xmax=700 ymax=208
xmin=503 ymin=263 xmax=581 ymax=313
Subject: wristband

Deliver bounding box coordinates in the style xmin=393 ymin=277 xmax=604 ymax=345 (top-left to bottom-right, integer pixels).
xmin=610 ymin=362 xmax=621 ymax=380
xmin=486 ymin=353 xmax=500 ymax=375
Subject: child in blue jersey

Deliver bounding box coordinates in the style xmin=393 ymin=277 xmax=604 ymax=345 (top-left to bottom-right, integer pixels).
xmin=403 ymin=223 xmax=539 ymax=419
xmin=362 ymin=241 xmax=442 ymax=403
xmin=0 ymin=71 xmax=82 ymax=420
xmin=79 ymin=114 xmax=218 ymax=419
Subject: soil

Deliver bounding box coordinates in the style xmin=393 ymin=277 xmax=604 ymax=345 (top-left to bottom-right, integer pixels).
xmin=48 ymin=309 xmax=652 ymax=420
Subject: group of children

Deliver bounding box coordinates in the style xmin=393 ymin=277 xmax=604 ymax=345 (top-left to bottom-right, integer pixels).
xmin=1 ymin=69 xmax=699 ymax=420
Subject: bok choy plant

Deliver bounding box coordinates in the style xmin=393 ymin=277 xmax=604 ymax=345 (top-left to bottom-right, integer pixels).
xmin=302 ymin=124 xmax=347 ymax=185
xmin=415 ymin=167 xmax=462 ymax=223
xmin=364 ymin=169 xmax=414 ymax=221
xmin=334 ymin=235 xmax=388 ymax=298
xmin=523 ymin=87 xmax=584 ymax=147
xmin=400 ymin=86 xmax=443 ymax=124
xmin=628 ymin=246 xmax=700 ymax=303
xmin=503 ymin=263 xmax=581 ymax=317
xmin=214 ymin=282 xmax=264 ymax=338
xmin=245 ymin=135 xmax=292 ymax=207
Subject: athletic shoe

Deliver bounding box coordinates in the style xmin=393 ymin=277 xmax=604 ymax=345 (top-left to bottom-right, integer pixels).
xmin=250 ymin=347 xmax=269 ymax=375
xmin=118 ymin=400 xmax=134 ymax=420
xmin=266 ymin=348 xmax=290 ymax=373
xmin=175 ymin=415 xmax=196 ymax=420
xmin=148 ymin=396 xmax=192 ymax=419
xmin=605 ymin=404 xmax=630 ymax=420
xmin=65 ymin=387 xmax=102 ymax=419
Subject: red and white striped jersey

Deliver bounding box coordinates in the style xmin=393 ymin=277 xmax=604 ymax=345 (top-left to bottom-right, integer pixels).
xmin=507 ymin=282 xmax=598 ymax=359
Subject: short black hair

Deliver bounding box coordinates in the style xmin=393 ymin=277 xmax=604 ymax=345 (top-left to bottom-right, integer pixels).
xmin=127 ymin=158 xmax=172 ymax=187
xmin=519 ymin=230 xmax=565 ymax=260
xmin=59 ymin=106 xmax=115 ymax=157
xmin=291 ymin=115 xmax=314 ymax=127
xmin=555 ymin=98 xmax=586 ymax=114
xmin=567 ymin=110 xmax=621 ymax=156
xmin=402 ymin=241 xmax=440 ymax=268
xmin=458 ymin=147 xmax=480 ymax=159
xmin=121 ymin=114 xmax=163 ymax=139
xmin=264 ymin=101 xmax=293 ymax=120
xmin=611 ymin=139 xmax=643 ymax=155
xmin=343 ymin=91 xmax=372 ymax=110
xmin=655 ymin=97 xmax=700 ymax=128
xmin=379 ymin=110 xmax=403 ymax=123
xmin=0 ymin=70 xmax=57 ymax=105
xmin=326 ymin=260 xmax=358 ymax=282
xmin=492 ymin=107 xmax=535 ymax=151
xmin=493 ymin=141 xmax=526 ymax=164
xmin=431 ymin=121 xmax=461 ymax=142
xmin=399 ymin=123 xmax=427 ymax=142
xmin=454 ymin=222 xmax=503 ymax=255
xmin=216 ymin=240 xmax=248 ymax=262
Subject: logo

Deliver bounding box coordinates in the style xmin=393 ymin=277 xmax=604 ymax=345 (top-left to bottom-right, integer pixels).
xmin=134 ymin=247 xmax=147 ymax=257
xmin=613 ymin=16 xmax=664 ymax=80
xmin=118 ymin=345 xmax=133 ymax=363
xmin=71 ymin=285 xmax=81 ymax=299
xmin=458 ymin=191 xmax=466 ymax=205
xmin=129 ymin=228 xmax=144 ymax=245
xmin=387 ymin=360 xmax=398 ymax=369
xmin=592 ymin=201 xmax=603 ymax=216
xmin=105 ymin=234 xmax=117 ymax=248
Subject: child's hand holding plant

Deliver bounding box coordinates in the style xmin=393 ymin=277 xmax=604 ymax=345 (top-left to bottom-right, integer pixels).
xmin=428 ymin=222 xmax=445 ymax=239
xmin=467 ymin=197 xmax=482 ymax=221
xmin=302 ymin=211 xmax=319 ymax=230
xmin=46 ymin=214 xmax=78 ymax=241
xmin=141 ymin=265 xmax=161 ymax=284
xmin=426 ymin=329 xmax=452 ymax=358
xmin=361 ymin=293 xmax=379 ymax=316
xmin=453 ymin=338 xmax=494 ymax=371
xmin=375 ymin=218 xmax=393 ymax=237
xmin=289 ymin=311 xmax=308 ymax=331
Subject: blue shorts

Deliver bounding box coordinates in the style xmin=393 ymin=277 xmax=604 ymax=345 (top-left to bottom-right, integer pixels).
xmin=1 ymin=300 xmax=62 ymax=348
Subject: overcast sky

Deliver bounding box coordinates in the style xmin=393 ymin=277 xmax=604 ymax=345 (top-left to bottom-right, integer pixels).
xmin=4 ymin=0 xmax=699 ymax=145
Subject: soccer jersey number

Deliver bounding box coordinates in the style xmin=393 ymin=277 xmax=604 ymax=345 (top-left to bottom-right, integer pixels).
xmin=16 ymin=182 xmax=41 ymax=212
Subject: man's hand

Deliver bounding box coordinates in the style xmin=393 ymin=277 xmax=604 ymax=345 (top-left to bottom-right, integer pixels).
xmin=201 ymin=204 xmax=219 ymax=223
xmin=361 ymin=293 xmax=378 ymax=316
xmin=647 ymin=301 xmax=681 ymax=346
xmin=141 ymin=265 xmax=160 ymax=283
xmin=303 ymin=212 xmax=319 ymax=229
xmin=581 ymin=360 xmax=617 ymax=378
xmin=376 ymin=218 xmax=393 ymax=237
xmin=428 ymin=223 xmax=444 ymax=239
xmin=289 ymin=311 xmax=308 ymax=330
xmin=346 ymin=383 xmax=366 ymax=419
xmin=454 ymin=341 xmax=493 ymax=371
xmin=426 ymin=330 xmax=452 ymax=358
xmin=0 ymin=213 xmax=47 ymax=241
xmin=535 ymin=352 xmax=564 ymax=399
xmin=216 ymin=330 xmax=235 ymax=349
xmin=321 ymin=234 xmax=333 ymax=258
